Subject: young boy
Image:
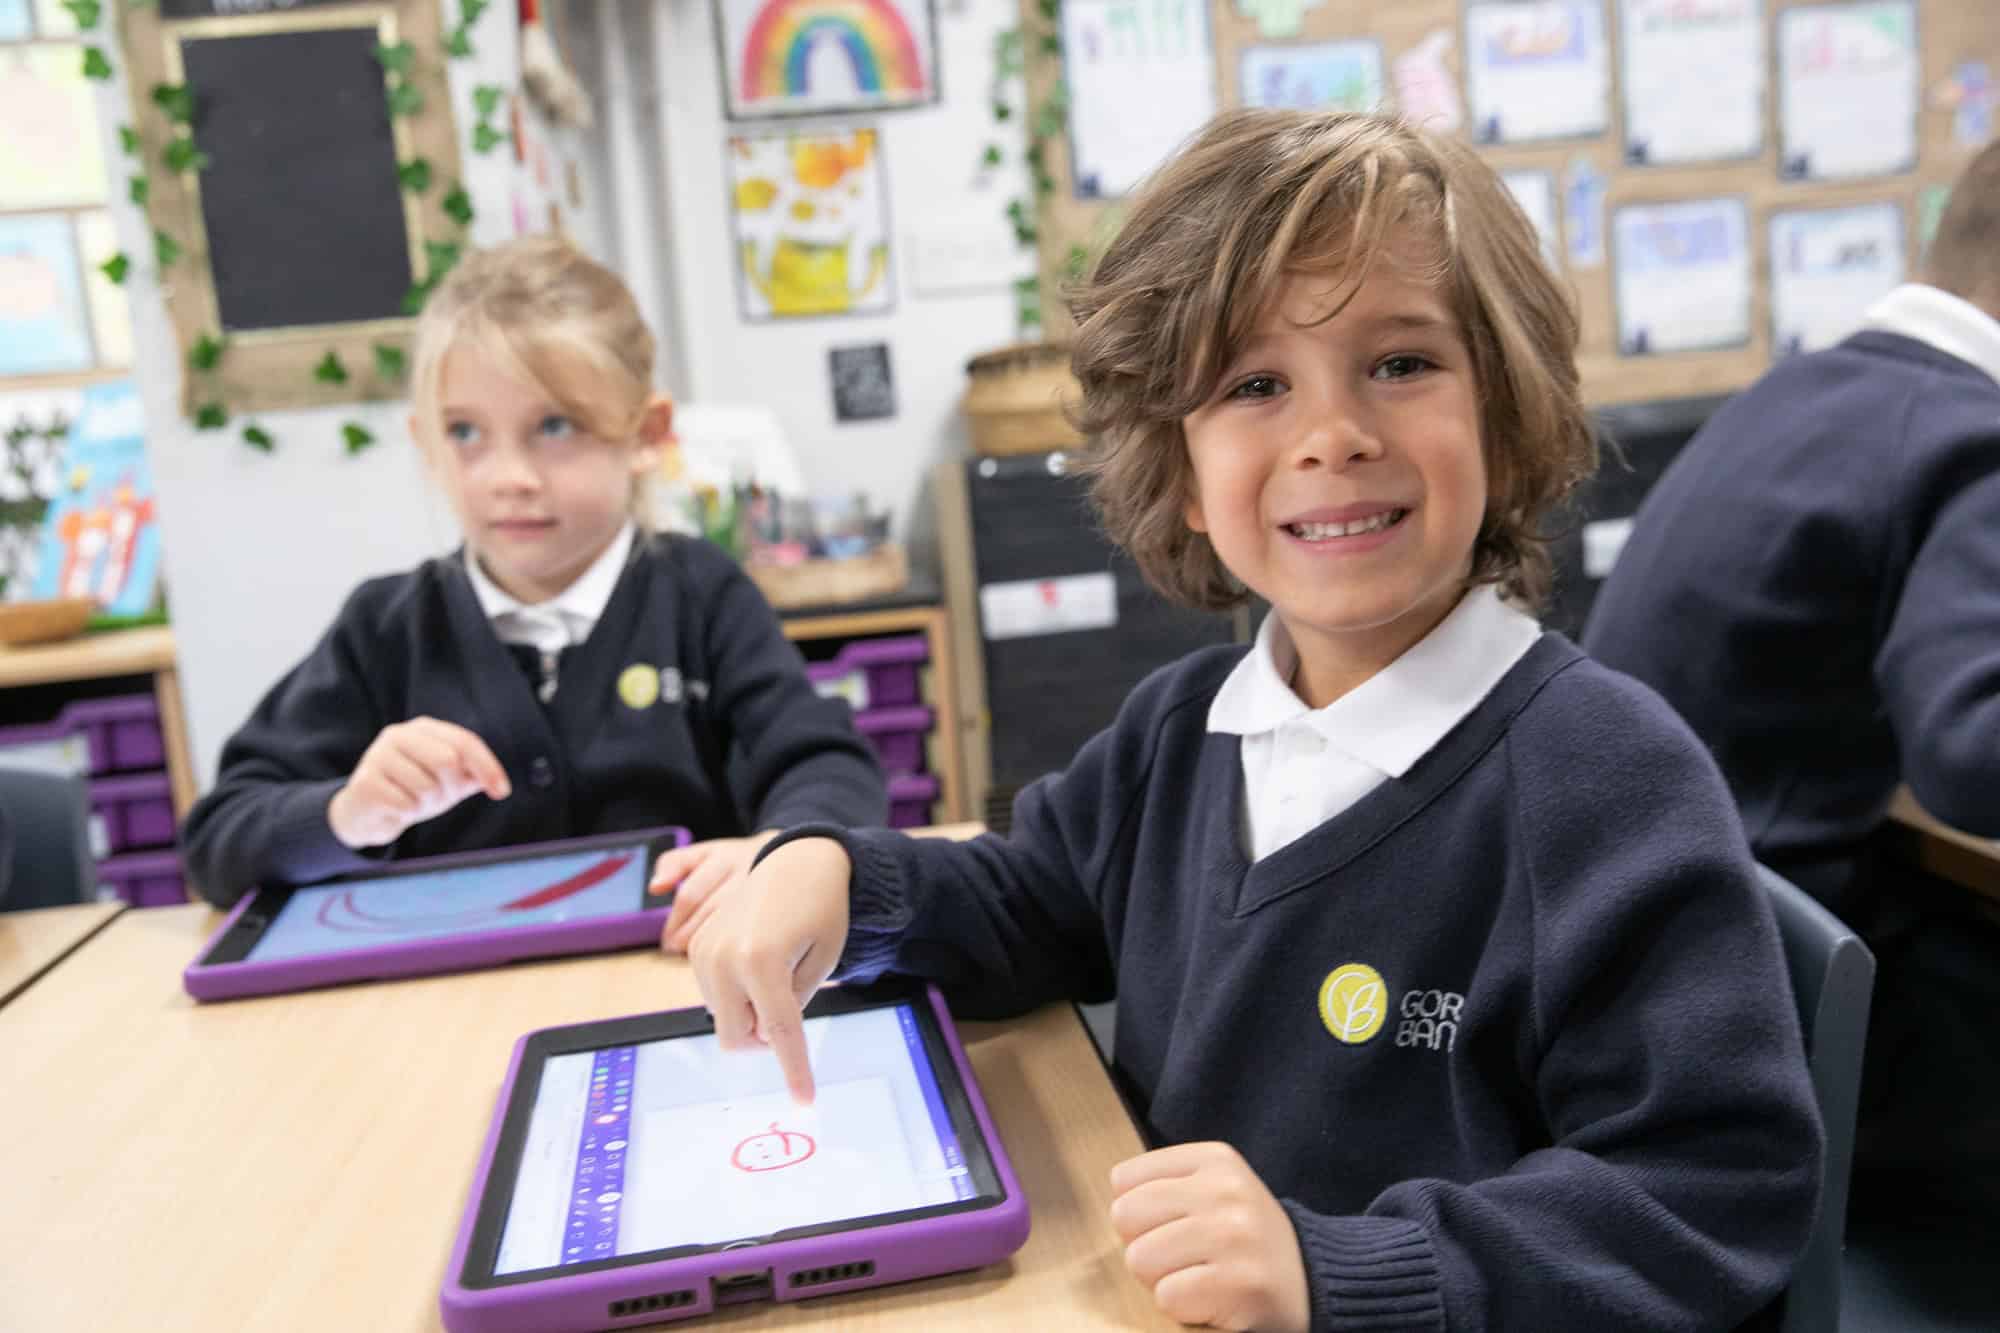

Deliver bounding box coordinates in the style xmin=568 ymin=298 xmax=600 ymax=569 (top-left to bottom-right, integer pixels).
xmin=679 ymin=112 xmax=1822 ymax=1332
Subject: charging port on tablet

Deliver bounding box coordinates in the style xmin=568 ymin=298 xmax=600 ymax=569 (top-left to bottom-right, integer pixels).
xmin=712 ymin=1269 xmax=774 ymax=1306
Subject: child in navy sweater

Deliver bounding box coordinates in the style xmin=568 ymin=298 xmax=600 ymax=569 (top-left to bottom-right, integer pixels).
xmin=182 ymin=237 xmax=885 ymax=909
xmin=680 ymin=111 xmax=1822 ymax=1331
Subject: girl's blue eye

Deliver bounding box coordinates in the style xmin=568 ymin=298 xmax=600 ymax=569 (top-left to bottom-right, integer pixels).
xmin=445 ymin=421 xmax=480 ymax=445
xmin=1373 ymin=354 xmax=1435 ymax=381
xmin=1227 ymin=375 xmax=1282 ymax=400
xmin=539 ymin=414 xmax=575 ymax=439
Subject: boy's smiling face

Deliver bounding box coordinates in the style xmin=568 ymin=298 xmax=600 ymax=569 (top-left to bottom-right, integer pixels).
xmin=1180 ymin=256 xmax=1487 ymax=707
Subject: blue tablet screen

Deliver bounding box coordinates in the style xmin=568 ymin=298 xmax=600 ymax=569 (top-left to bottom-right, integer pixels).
xmin=245 ymin=844 xmax=651 ymax=963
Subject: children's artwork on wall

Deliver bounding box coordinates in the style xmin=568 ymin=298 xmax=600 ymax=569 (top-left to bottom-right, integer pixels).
xmin=714 ymin=0 xmax=939 ymax=120
xmin=0 ymin=44 xmax=110 ymax=210
xmin=0 ymin=387 xmax=78 ymax=601
xmin=827 ymin=342 xmax=895 ymax=422
xmin=1778 ymin=1 xmax=1918 ymax=181
xmin=1619 ymin=0 xmax=1764 ymax=166
xmin=728 ymin=126 xmax=893 ymax=321
xmin=0 ymin=0 xmax=32 ymax=40
xmin=1769 ymin=203 xmax=1905 ymax=356
xmin=31 ymin=381 xmax=163 ymax=618
xmin=1062 ymin=0 xmax=1217 ymax=199
xmin=1561 ymin=155 xmax=1606 ymax=268
xmin=1612 ymin=197 xmax=1751 ymax=356
xmin=1932 ymin=60 xmax=1995 ymax=148
xmin=1239 ymin=39 xmax=1383 ymax=112
xmin=1390 ymin=28 xmax=1461 ymax=133
xmin=1464 ymin=0 xmax=1610 ymax=144
xmin=1499 ymin=169 xmax=1560 ymax=268
xmin=0 ymin=214 xmax=94 ymax=377
xmin=1917 ymin=183 xmax=1951 ymax=259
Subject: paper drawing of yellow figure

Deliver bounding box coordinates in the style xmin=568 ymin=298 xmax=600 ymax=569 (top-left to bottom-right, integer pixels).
xmin=729 ymin=128 xmax=892 ymax=319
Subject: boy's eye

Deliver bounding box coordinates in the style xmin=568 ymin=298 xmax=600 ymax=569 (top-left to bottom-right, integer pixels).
xmin=538 ymin=414 xmax=575 ymax=439
xmin=445 ymin=421 xmax=480 ymax=446
xmin=1226 ymin=374 xmax=1283 ymax=401
xmin=1372 ymin=354 xmax=1436 ymax=381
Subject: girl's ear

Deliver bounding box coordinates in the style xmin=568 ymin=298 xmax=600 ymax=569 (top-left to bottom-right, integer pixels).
xmin=408 ymin=413 xmax=435 ymax=472
xmin=629 ymin=394 xmax=674 ymax=473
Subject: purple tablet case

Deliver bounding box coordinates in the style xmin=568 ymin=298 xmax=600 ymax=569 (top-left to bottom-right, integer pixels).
xmin=438 ymin=985 xmax=1031 ymax=1331
xmin=182 ymin=827 xmax=690 ymax=1003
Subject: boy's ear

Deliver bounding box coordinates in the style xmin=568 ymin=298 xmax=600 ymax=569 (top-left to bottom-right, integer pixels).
xmin=1183 ymin=489 xmax=1209 ymax=534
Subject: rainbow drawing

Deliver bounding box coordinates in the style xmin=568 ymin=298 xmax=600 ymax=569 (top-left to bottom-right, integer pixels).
xmin=735 ymin=0 xmax=930 ymax=108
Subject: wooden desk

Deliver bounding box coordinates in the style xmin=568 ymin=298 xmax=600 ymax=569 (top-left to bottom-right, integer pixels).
xmin=1884 ymin=788 xmax=2000 ymax=909
xmin=0 ymin=625 xmax=198 ymax=820
xmin=0 ymin=900 xmax=122 ymax=1007
xmin=0 ymin=904 xmax=1172 ymax=1332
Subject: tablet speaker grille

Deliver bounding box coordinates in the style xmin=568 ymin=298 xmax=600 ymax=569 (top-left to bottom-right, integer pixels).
xmin=789 ymin=1260 xmax=876 ymax=1289
xmin=607 ymin=1288 xmax=696 ymax=1317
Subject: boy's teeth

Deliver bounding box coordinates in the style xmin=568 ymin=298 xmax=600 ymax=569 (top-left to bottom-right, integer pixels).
xmin=1290 ymin=510 xmax=1401 ymax=540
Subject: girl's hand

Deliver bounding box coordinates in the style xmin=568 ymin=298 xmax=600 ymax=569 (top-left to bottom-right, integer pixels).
xmin=326 ymin=717 xmax=511 ymax=850
xmin=1110 ymin=1141 xmax=1312 ymax=1333
xmin=652 ymin=831 xmax=780 ymax=954
xmin=686 ymin=836 xmax=852 ymax=1105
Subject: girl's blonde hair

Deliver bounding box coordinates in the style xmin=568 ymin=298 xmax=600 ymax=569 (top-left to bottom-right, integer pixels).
xmin=1071 ymin=109 xmax=1597 ymax=611
xmin=411 ymin=235 xmax=659 ymax=519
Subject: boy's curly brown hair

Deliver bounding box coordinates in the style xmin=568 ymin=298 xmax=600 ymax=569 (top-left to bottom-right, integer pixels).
xmin=1070 ymin=109 xmax=1597 ymax=611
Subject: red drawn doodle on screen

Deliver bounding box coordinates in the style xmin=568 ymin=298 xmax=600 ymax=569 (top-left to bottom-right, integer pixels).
xmin=731 ymin=1122 xmax=817 ymax=1172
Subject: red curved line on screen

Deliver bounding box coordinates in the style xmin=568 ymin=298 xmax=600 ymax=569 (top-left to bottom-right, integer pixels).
xmin=307 ymin=852 xmax=636 ymax=932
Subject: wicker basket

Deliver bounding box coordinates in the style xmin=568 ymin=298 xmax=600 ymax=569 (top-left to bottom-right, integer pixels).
xmin=746 ymin=543 xmax=908 ymax=611
xmin=0 ymin=597 xmax=95 ymax=647
xmin=962 ymin=342 xmax=1086 ymax=456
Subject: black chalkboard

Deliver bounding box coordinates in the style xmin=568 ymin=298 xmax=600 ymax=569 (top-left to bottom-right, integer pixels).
xmin=182 ymin=26 xmax=414 ymax=332
xmin=828 ymin=343 xmax=896 ymax=423
xmin=159 ymin=0 xmax=352 ymax=23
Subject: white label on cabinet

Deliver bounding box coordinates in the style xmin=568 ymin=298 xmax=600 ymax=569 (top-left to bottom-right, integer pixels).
xmin=979 ymin=572 xmax=1119 ymax=641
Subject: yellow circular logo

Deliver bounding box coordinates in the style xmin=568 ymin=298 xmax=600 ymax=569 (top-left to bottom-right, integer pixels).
xmin=617 ymin=663 xmax=661 ymax=710
xmin=1318 ymin=963 xmax=1389 ymax=1044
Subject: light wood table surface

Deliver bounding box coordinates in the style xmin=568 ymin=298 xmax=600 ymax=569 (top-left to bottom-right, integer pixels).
xmin=0 ymin=899 xmax=122 ymax=1008
xmin=0 ymin=903 xmax=1173 ymax=1332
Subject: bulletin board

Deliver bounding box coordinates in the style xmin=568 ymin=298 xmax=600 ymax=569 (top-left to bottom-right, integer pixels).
xmin=1020 ymin=0 xmax=1998 ymax=407
xmin=116 ymin=0 xmax=463 ymax=415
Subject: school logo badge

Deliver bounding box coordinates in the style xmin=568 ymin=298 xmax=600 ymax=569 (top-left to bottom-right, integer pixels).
xmin=617 ymin=664 xmax=661 ymax=710
xmin=1318 ymin=963 xmax=1388 ymax=1044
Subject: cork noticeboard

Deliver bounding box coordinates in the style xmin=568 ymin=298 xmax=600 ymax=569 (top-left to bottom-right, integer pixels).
xmin=1020 ymin=0 xmax=1997 ymax=407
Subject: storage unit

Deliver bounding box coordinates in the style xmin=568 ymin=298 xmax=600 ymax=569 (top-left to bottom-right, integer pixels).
xmin=89 ymin=771 xmax=177 ymax=857
xmin=853 ymin=705 xmax=933 ymax=777
xmin=98 ymin=849 xmax=188 ymax=908
xmin=804 ymin=633 xmax=928 ymax=711
xmin=0 ymin=693 xmax=166 ymax=778
xmin=886 ymin=773 xmax=941 ymax=830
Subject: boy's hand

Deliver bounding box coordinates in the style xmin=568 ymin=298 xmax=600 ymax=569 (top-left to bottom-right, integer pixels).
xmin=653 ymin=831 xmax=780 ymax=953
xmin=686 ymin=836 xmax=852 ymax=1106
xmin=1109 ymin=1142 xmax=1311 ymax=1333
xmin=326 ymin=717 xmax=511 ymax=850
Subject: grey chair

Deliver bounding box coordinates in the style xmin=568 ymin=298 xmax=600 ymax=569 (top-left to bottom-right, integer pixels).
xmin=0 ymin=767 xmax=97 ymax=912
xmin=1757 ymin=863 xmax=1876 ymax=1333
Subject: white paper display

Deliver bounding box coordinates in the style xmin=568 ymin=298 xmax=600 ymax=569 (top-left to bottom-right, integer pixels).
xmin=1499 ymin=170 xmax=1560 ymax=267
xmin=1613 ymin=198 xmax=1751 ymax=356
xmin=979 ymin=571 xmax=1118 ymax=640
xmin=1063 ymin=0 xmax=1218 ymax=199
xmin=1778 ymin=2 xmax=1918 ymax=181
xmin=1620 ymin=0 xmax=1764 ymax=165
xmin=1465 ymin=1 xmax=1610 ymax=144
xmin=1769 ymin=204 xmax=1905 ymax=356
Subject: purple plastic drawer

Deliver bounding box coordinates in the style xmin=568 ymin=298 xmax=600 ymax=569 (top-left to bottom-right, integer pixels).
xmin=854 ymin=704 xmax=933 ymax=776
xmin=98 ymin=848 xmax=186 ymax=908
xmin=886 ymin=772 xmax=940 ymax=829
xmin=806 ymin=634 xmax=928 ymax=711
xmin=0 ymin=693 xmax=163 ymax=777
xmin=90 ymin=771 xmax=177 ymax=855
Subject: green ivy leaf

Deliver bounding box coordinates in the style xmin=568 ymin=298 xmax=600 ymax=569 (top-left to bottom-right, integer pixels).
xmin=1004 ymin=199 xmax=1027 ymax=226
xmin=372 ymin=40 xmax=415 ymax=75
xmin=118 ymin=125 xmax=138 ymax=155
xmin=424 ymin=239 xmax=462 ymax=279
xmin=81 ymin=46 xmax=113 ymax=80
xmin=1034 ymin=0 xmax=1057 ymax=22
xmin=341 ymin=422 xmax=376 ymax=454
xmin=981 ymin=144 xmax=1003 ymax=168
xmin=396 ymin=157 xmax=433 ymax=192
xmin=128 ymin=175 xmax=149 ymax=206
xmin=472 ymin=123 xmax=506 ymax=155
xmin=444 ymin=25 xmax=473 ymax=58
xmin=1064 ymin=243 xmax=1090 ymax=279
xmin=373 ymin=342 xmax=406 ymax=379
xmin=153 ymin=228 xmax=180 ymax=267
xmin=100 ymin=253 xmax=130 ymax=285
xmin=163 ymin=136 xmax=209 ymax=175
xmin=1038 ymin=33 xmax=1061 ymax=57
xmin=442 ymin=184 xmax=474 ymax=226
xmin=461 ymin=0 xmax=489 ymax=28
xmin=313 ymin=351 xmax=349 ymax=386
xmin=473 ymin=84 xmax=505 ymax=119
xmin=194 ymin=402 xmax=228 ymax=431
xmin=992 ymin=101 xmax=1012 ymax=121
xmin=150 ymin=82 xmax=194 ymax=124
xmin=61 ymin=0 xmax=101 ymax=28
xmin=189 ymin=332 xmax=225 ymax=372
xmin=400 ymin=282 xmax=432 ymax=316
xmin=386 ymin=81 xmax=425 ymax=118
xmin=241 ymin=425 xmax=275 ymax=452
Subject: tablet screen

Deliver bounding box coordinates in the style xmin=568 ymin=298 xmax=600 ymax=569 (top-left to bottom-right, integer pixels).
xmin=493 ymin=1003 xmax=982 ymax=1276
xmin=243 ymin=843 xmax=652 ymax=963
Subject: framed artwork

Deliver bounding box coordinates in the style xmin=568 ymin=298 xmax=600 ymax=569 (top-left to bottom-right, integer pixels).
xmin=727 ymin=126 xmax=893 ymax=321
xmin=714 ymin=0 xmax=939 ymax=121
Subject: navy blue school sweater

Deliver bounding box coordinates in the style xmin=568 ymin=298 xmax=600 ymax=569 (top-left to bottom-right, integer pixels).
xmin=182 ymin=533 xmax=885 ymax=907
xmin=1584 ymin=330 xmax=2000 ymax=911
xmin=773 ymin=636 xmax=1822 ymax=1332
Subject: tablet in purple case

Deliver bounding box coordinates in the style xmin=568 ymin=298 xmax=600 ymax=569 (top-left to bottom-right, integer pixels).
xmin=183 ymin=826 xmax=690 ymax=1002
xmin=439 ymin=982 xmax=1030 ymax=1331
